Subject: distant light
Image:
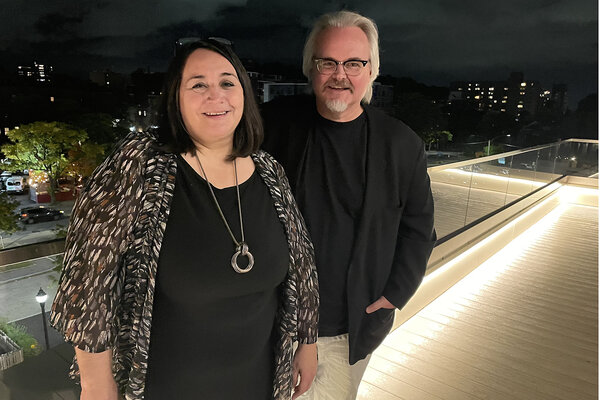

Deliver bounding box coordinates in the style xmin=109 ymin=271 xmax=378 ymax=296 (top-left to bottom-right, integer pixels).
xmin=520 ymin=82 xmax=527 ymax=87
xmin=517 ymin=104 xmax=524 ymax=108
xmin=129 ymin=126 xmax=135 ymax=132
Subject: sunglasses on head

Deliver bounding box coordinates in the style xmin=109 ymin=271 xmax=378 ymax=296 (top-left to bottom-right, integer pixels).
xmin=174 ymin=37 xmax=234 ymax=56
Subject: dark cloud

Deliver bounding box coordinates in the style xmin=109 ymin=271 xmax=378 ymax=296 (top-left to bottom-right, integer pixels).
xmin=0 ymin=0 xmax=596 ymax=104
xmin=34 ymin=13 xmax=85 ymax=38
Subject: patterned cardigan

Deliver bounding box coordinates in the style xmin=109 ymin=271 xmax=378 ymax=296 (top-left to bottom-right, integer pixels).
xmin=50 ymin=131 xmax=319 ymax=400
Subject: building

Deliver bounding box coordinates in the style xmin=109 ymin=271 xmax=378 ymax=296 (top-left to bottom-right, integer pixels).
xmin=371 ymin=82 xmax=394 ymax=113
xmin=262 ymin=82 xmax=308 ymax=103
xmin=16 ymin=62 xmax=53 ymax=83
xmin=89 ymin=69 xmax=127 ymax=89
xmin=550 ymin=84 xmax=568 ymax=115
xmin=449 ymin=72 xmax=544 ymax=119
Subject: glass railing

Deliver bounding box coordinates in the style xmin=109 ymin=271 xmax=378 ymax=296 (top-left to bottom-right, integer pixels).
xmin=0 ymin=139 xmax=597 ymax=358
xmin=429 ymin=139 xmax=598 ymax=239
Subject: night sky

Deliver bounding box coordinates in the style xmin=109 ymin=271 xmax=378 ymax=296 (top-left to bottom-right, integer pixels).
xmin=1 ymin=0 xmax=597 ymax=107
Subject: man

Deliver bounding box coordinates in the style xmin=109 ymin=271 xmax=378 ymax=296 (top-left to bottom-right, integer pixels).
xmin=262 ymin=10 xmax=436 ymax=399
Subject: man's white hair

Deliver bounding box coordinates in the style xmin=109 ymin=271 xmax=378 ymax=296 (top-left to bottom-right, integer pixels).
xmin=302 ymin=10 xmax=380 ymax=104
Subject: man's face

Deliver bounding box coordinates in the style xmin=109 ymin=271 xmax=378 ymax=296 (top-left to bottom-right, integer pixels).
xmin=311 ymin=26 xmax=372 ymax=122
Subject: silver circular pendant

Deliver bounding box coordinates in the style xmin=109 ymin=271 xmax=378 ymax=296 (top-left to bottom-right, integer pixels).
xmin=231 ymin=242 xmax=254 ymax=273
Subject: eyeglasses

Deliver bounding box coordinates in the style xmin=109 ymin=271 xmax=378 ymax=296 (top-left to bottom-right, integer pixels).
xmin=175 ymin=37 xmax=234 ymax=56
xmin=313 ymin=58 xmax=369 ymax=76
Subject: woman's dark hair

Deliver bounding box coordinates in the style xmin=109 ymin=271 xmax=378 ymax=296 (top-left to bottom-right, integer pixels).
xmin=157 ymin=39 xmax=263 ymax=159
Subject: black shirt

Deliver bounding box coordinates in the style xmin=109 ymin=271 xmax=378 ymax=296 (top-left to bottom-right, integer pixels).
xmin=145 ymin=155 xmax=289 ymax=399
xmin=296 ymin=111 xmax=367 ymax=336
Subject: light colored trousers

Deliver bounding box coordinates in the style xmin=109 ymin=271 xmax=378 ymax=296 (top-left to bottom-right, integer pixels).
xmin=298 ymin=334 xmax=371 ymax=400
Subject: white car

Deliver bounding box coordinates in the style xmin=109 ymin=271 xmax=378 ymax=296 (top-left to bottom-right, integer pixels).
xmin=5 ymin=176 xmax=28 ymax=194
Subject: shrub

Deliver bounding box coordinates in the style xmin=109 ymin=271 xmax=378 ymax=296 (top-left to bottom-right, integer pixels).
xmin=0 ymin=318 xmax=42 ymax=357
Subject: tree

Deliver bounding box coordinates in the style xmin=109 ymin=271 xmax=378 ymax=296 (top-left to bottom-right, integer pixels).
xmin=0 ymin=192 xmax=20 ymax=235
xmin=2 ymin=122 xmax=87 ymax=203
xmin=422 ymin=130 xmax=453 ymax=151
xmin=395 ymin=93 xmax=453 ymax=150
xmin=69 ymin=113 xmax=129 ymax=148
xmin=66 ymin=141 xmax=106 ymax=180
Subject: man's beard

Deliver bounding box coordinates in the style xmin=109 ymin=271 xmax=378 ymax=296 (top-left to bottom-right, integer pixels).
xmin=324 ymin=99 xmax=349 ymax=113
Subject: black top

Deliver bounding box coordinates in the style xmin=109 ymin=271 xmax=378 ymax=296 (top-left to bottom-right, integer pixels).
xmin=296 ymin=111 xmax=367 ymax=336
xmin=145 ymin=155 xmax=289 ymax=399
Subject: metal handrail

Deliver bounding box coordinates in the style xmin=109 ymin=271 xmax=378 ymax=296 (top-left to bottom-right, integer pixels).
xmin=428 ymin=138 xmax=598 ymax=172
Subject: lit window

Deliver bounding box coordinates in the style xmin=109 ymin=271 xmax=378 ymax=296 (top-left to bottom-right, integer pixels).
xmin=50 ymin=96 xmax=54 ymax=102
xmin=488 ymin=96 xmax=493 ymax=99
xmin=489 ymin=87 xmax=494 ymax=91
xmin=494 ymin=100 xmax=497 ymax=103
xmin=502 ymin=100 xmax=507 ymax=103
xmin=504 ymin=87 xmax=508 ymax=90
xmin=517 ymin=104 xmax=524 ymax=108
xmin=520 ymin=82 xmax=527 ymax=87
xmin=138 ymin=110 xmax=142 ymax=116
xmin=501 ymin=109 xmax=506 ymax=112
xmin=474 ymin=95 xmax=480 ymax=99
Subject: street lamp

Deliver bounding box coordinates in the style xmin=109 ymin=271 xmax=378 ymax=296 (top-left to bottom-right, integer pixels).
xmin=35 ymin=287 xmax=50 ymax=351
xmin=487 ymin=134 xmax=511 ymax=156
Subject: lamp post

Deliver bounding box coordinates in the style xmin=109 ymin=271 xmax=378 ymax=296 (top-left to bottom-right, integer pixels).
xmin=35 ymin=287 xmax=50 ymax=351
xmin=487 ymin=134 xmax=511 ymax=156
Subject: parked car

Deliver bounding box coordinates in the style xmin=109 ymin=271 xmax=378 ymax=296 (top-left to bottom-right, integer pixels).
xmin=6 ymin=176 xmax=28 ymax=194
xmin=19 ymin=206 xmax=64 ymax=224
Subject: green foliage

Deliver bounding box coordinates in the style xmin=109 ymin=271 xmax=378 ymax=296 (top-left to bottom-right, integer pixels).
xmin=66 ymin=141 xmax=106 ymax=179
xmin=422 ymin=130 xmax=453 ymax=151
xmin=395 ymin=92 xmax=445 ymax=136
xmin=2 ymin=121 xmax=87 ymax=203
xmin=0 ymin=192 xmax=20 ymax=234
xmin=69 ymin=113 xmax=129 ymax=148
xmin=0 ymin=318 xmax=42 ymax=357
xmin=49 ymin=253 xmax=65 ymax=287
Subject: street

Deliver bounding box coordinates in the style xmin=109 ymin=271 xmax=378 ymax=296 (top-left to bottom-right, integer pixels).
xmin=0 ymin=193 xmax=74 ymax=249
xmin=0 ymin=255 xmax=61 ymax=322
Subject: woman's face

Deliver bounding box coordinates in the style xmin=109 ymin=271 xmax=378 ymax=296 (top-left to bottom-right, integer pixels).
xmin=179 ymin=48 xmax=244 ymax=148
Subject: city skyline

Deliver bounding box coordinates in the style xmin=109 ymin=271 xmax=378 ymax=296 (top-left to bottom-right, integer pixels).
xmin=1 ymin=0 xmax=598 ymax=107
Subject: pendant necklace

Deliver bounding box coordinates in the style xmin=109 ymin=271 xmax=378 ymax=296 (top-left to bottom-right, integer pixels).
xmin=193 ymin=151 xmax=254 ymax=274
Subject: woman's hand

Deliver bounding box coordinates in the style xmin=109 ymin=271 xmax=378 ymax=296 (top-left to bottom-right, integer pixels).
xmin=292 ymin=342 xmax=318 ymax=399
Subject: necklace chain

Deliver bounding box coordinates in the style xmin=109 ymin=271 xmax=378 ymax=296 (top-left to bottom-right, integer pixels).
xmin=193 ymin=151 xmax=254 ymax=273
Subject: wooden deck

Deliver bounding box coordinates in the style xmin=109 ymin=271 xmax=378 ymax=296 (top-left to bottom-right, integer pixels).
xmin=359 ymin=202 xmax=598 ymax=399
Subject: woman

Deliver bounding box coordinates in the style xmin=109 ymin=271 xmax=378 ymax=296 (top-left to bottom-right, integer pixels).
xmin=50 ymin=39 xmax=318 ymax=400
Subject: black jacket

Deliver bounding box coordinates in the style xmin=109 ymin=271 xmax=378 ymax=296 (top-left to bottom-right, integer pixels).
xmin=261 ymin=95 xmax=436 ymax=363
